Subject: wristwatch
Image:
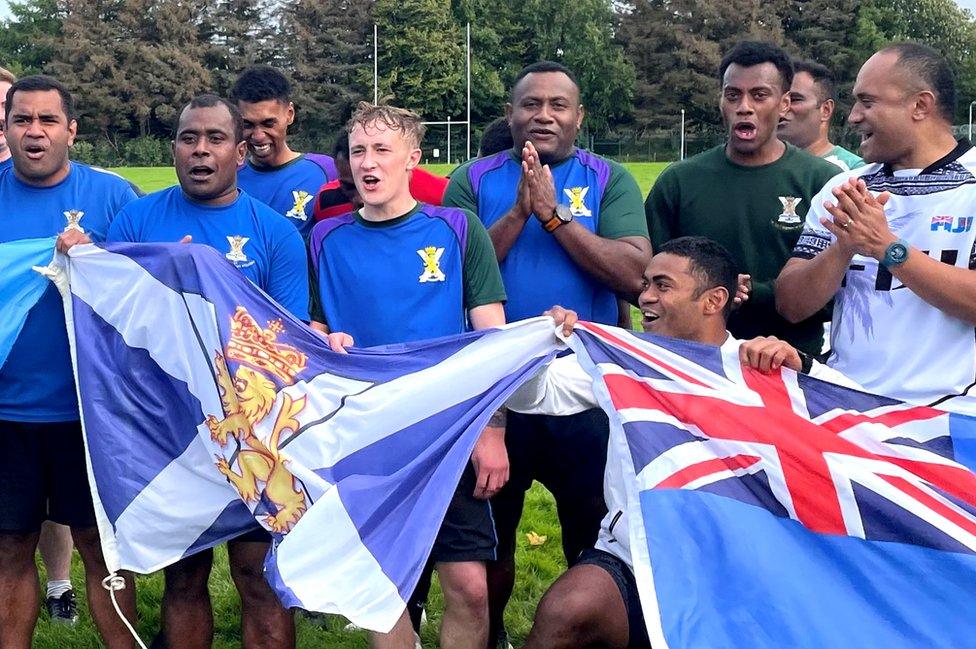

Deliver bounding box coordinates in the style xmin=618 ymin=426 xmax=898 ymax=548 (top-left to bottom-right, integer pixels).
xmin=881 ymin=239 xmax=910 ymax=268
xmin=541 ymin=204 xmax=573 ymax=233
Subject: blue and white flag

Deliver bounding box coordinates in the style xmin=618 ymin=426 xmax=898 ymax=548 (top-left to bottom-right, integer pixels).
xmin=0 ymin=237 xmax=55 ymax=369
xmin=45 ymin=242 xmax=561 ymax=632
xmin=570 ymin=322 xmax=976 ymax=648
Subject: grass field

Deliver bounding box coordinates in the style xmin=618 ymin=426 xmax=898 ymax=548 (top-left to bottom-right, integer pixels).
xmin=34 ymin=161 xmax=670 ymax=648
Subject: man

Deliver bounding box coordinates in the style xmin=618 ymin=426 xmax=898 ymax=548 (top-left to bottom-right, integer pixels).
xmin=230 ymin=65 xmax=337 ymax=238
xmin=0 ymin=66 xmax=14 ymax=171
xmin=61 ymin=94 xmax=309 ymax=649
xmin=509 ymin=237 xmax=855 ymax=649
xmin=444 ymin=60 xmax=651 ymax=647
xmin=310 ymin=102 xmax=507 ymax=649
xmin=0 ymin=75 xmax=138 ymax=649
xmin=645 ymin=41 xmax=839 ymax=357
xmin=0 ymin=64 xmax=79 ymax=628
xmin=777 ymin=43 xmax=976 ymax=414
xmin=313 ymin=130 xmax=448 ymax=221
xmin=779 ymin=58 xmax=864 ymax=171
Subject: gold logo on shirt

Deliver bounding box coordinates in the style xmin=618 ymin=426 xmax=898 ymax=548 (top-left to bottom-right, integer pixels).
xmin=563 ymin=187 xmax=592 ymax=217
xmin=286 ymin=190 xmax=313 ymax=221
xmin=773 ymin=196 xmax=803 ymax=230
xmin=417 ymin=246 xmax=446 ymax=283
xmin=226 ymin=235 xmax=251 ymax=263
xmin=63 ymin=210 xmax=85 ymax=233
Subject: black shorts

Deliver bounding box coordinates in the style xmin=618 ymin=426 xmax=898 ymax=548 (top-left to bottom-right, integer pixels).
xmin=429 ymin=463 xmax=496 ymax=563
xmin=232 ymin=526 xmax=272 ymax=543
xmin=577 ymin=548 xmax=651 ymax=649
xmin=0 ymin=419 xmax=97 ymax=533
xmin=503 ymin=408 xmax=609 ymax=498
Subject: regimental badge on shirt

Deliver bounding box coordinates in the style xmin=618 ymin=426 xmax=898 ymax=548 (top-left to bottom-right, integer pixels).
xmin=286 ymin=190 xmax=313 ymax=221
xmin=63 ymin=209 xmax=85 ymax=233
xmin=773 ymin=196 xmax=803 ymax=230
xmin=564 ymin=187 xmax=592 ymax=217
xmin=417 ymin=246 xmax=446 ymax=283
xmin=226 ymin=235 xmax=255 ymax=268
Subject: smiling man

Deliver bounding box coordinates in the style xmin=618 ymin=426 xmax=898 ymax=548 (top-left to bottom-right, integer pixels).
xmin=505 ymin=237 xmax=854 ymax=649
xmin=777 ymin=43 xmax=976 ymax=414
xmin=0 ymin=75 xmax=138 ymax=649
xmin=443 ymin=60 xmax=651 ymax=648
xmin=99 ymin=94 xmax=308 ymax=649
xmin=779 ymin=59 xmax=864 ymax=171
xmin=230 ymin=65 xmax=337 ymax=239
xmin=645 ymin=41 xmax=839 ymax=357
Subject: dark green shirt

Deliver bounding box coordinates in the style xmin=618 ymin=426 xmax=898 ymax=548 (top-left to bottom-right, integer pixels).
xmin=645 ymin=144 xmax=838 ymax=354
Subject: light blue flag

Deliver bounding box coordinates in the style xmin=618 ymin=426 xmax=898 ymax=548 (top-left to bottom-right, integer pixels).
xmin=0 ymin=237 xmax=56 ymax=369
xmin=46 ymin=241 xmax=561 ymax=632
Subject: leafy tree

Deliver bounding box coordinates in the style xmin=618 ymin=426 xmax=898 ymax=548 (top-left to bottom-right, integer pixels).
xmin=0 ymin=0 xmax=65 ymax=74
xmin=278 ymin=0 xmax=373 ymax=148
xmin=199 ymin=0 xmax=278 ymax=96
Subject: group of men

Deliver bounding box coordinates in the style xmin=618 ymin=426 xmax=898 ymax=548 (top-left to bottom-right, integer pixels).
xmin=1 ymin=34 xmax=975 ymax=649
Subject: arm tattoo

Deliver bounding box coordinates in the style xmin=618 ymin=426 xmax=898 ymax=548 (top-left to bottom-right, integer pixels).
xmin=488 ymin=408 xmax=507 ymax=428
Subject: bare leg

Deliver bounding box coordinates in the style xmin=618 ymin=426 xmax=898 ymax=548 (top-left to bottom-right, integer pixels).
xmin=0 ymin=532 xmax=40 ymax=649
xmin=38 ymin=521 xmax=73 ymax=583
xmin=437 ymin=561 xmax=488 ymax=649
xmin=227 ymin=540 xmax=295 ymax=649
xmin=162 ymin=548 xmax=214 ymax=649
xmin=370 ymin=611 xmax=416 ymax=649
xmin=72 ymin=526 xmax=136 ymax=649
xmin=523 ymin=564 xmax=629 ymax=649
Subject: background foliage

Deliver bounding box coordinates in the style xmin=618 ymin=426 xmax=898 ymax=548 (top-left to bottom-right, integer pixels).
xmin=2 ymin=0 xmax=975 ymax=161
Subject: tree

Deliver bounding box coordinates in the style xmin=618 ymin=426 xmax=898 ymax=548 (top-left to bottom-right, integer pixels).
xmin=199 ymin=0 xmax=278 ymax=96
xmin=0 ymin=0 xmax=65 ymax=75
xmin=370 ymin=0 xmax=465 ymax=120
xmin=278 ymin=0 xmax=373 ymax=149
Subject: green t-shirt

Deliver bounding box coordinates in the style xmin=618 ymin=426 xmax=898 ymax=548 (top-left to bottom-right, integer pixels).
xmin=645 ymin=143 xmax=838 ymax=355
xmin=822 ymin=145 xmax=865 ymax=172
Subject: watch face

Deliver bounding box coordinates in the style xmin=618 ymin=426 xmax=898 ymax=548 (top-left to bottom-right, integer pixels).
xmin=555 ymin=204 xmax=573 ymax=223
xmin=891 ymin=245 xmax=907 ymax=262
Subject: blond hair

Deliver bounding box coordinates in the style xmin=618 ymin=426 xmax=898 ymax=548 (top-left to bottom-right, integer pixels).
xmin=0 ymin=66 xmax=16 ymax=85
xmin=346 ymin=102 xmax=426 ymax=148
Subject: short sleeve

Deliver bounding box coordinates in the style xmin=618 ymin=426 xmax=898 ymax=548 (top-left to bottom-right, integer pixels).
xmin=791 ymin=182 xmax=837 ymax=260
xmin=461 ymin=210 xmax=506 ymax=309
xmin=443 ymin=166 xmax=478 ymax=214
xmin=106 ymin=206 xmax=137 ymax=243
xmin=597 ymin=162 xmax=649 ymax=240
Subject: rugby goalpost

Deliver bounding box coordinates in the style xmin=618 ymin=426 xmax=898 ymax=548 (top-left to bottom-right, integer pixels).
xmin=373 ymin=22 xmax=473 ymax=162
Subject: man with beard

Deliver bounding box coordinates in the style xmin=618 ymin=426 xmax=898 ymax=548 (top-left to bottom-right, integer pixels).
xmin=645 ymin=41 xmax=838 ymax=357
xmin=777 ymin=43 xmax=976 ymax=415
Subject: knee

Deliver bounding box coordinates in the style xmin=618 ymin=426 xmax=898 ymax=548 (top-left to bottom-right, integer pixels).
xmin=0 ymin=533 xmax=38 ymax=570
xmin=164 ymin=561 xmax=211 ymax=601
xmin=443 ymin=574 xmax=488 ymax=618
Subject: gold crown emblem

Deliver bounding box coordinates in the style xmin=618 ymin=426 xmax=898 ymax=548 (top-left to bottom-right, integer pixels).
xmin=226 ymin=307 xmax=307 ymax=384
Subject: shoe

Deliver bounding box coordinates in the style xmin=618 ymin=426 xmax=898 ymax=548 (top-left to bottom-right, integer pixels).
xmin=46 ymin=589 xmax=79 ymax=626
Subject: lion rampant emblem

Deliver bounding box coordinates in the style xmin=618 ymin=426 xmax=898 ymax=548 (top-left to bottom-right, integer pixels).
xmin=206 ymin=307 xmax=309 ymax=533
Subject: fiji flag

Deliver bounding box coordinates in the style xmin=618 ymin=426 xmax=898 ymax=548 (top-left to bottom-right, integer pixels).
xmin=43 ymin=242 xmax=561 ymax=632
xmin=0 ymin=237 xmax=56 ymax=368
xmin=569 ymin=322 xmax=976 ymax=649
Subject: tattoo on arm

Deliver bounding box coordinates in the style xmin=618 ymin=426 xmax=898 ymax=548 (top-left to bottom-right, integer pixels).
xmin=488 ymin=408 xmax=507 ymax=428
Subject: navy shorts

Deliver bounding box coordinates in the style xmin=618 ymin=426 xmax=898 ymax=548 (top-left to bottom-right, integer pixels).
xmin=577 ymin=548 xmax=651 ymax=649
xmin=0 ymin=419 xmax=97 ymax=533
xmin=430 ymin=463 xmax=496 ymax=563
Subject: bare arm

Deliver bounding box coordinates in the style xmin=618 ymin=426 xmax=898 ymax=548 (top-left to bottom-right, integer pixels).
xmin=776 ymin=246 xmax=853 ymax=323
xmin=551 ymin=228 xmax=650 ymax=299
xmin=487 ymin=171 xmax=533 ymax=263
xmin=468 ymin=301 xmax=509 ymax=498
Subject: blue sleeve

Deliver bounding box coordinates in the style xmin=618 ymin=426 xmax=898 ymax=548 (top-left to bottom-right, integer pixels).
xmin=267 ymin=224 xmax=310 ymax=321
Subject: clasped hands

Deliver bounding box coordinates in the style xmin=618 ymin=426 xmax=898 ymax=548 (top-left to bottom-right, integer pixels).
xmin=513 ymin=141 xmax=559 ymax=225
xmin=821 ymin=178 xmax=896 ymax=261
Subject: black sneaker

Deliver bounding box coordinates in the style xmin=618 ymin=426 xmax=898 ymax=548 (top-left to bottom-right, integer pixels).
xmin=45 ymin=590 xmax=79 ymax=626
xmin=496 ymin=627 xmax=513 ymax=649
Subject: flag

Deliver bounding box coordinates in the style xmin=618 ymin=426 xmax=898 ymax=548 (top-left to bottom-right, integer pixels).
xmin=44 ymin=242 xmax=561 ymax=632
xmin=569 ymin=322 xmax=976 ymax=649
xmin=0 ymin=237 xmax=56 ymax=369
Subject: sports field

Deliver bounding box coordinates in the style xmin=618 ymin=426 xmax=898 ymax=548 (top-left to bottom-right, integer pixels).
xmin=33 ymin=161 xmax=669 ymax=648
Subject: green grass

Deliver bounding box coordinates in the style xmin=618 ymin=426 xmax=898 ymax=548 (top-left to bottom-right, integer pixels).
xmin=33 ymin=162 xmax=670 ymax=648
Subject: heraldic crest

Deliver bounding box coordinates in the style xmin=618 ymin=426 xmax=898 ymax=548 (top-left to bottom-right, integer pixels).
xmin=206 ymin=306 xmax=309 ymax=533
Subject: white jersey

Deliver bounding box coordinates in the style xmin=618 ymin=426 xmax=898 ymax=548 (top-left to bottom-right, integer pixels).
xmin=793 ymin=142 xmax=976 ymax=414
xmin=506 ymin=336 xmax=855 ymax=570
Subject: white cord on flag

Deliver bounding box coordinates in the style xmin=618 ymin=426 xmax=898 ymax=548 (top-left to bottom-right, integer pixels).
xmin=101 ymin=573 xmax=149 ymax=649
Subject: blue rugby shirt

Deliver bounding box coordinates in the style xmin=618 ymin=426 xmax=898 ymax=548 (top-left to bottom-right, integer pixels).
xmin=237 ymin=153 xmax=338 ymax=239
